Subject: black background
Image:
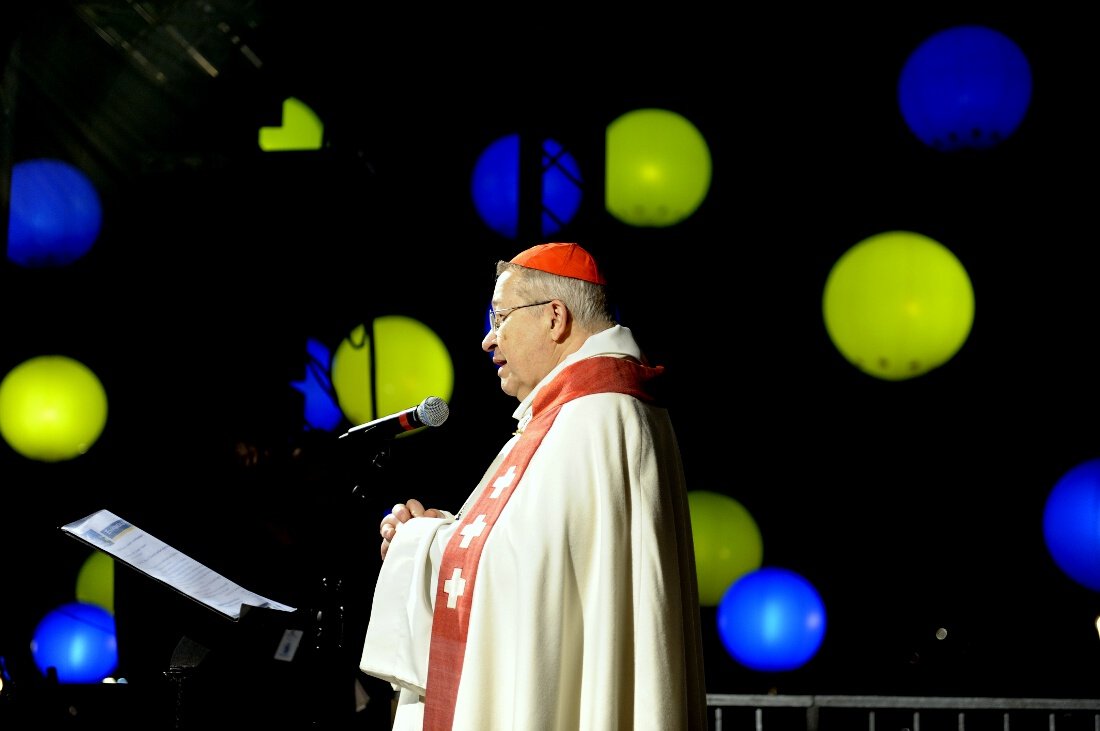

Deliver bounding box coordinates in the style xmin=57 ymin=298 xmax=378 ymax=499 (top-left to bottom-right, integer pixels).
xmin=2 ymin=2 xmax=1099 ymax=725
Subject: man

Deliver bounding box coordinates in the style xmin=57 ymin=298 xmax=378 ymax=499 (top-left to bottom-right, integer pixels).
xmin=360 ymin=242 xmax=707 ymax=730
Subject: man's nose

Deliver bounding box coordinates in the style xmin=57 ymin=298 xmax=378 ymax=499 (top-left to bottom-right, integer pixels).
xmin=481 ymin=329 xmax=497 ymax=352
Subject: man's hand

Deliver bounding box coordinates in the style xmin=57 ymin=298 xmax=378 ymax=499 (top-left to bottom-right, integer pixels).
xmin=380 ymin=498 xmax=445 ymax=559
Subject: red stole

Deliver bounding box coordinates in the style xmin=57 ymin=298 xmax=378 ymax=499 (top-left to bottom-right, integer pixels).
xmin=423 ymin=356 xmax=662 ymax=729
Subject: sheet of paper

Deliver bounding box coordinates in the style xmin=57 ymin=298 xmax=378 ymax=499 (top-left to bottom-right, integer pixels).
xmin=61 ymin=508 xmax=296 ymax=620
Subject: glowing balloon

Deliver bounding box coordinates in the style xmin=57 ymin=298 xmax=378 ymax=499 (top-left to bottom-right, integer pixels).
xmin=31 ymin=601 xmax=118 ymax=683
xmin=822 ymin=230 xmax=975 ymax=381
xmin=899 ymin=25 xmax=1032 ymax=151
xmin=1043 ymin=458 xmax=1100 ymax=591
xmin=258 ymin=96 xmax=324 ymax=151
xmin=76 ymin=551 xmax=115 ymax=614
xmin=331 ymin=316 xmax=454 ymax=428
xmin=470 ymin=133 xmax=583 ymax=238
xmin=540 ymin=138 xmax=583 ymax=236
xmin=688 ymin=491 xmax=764 ymax=606
xmin=0 ymin=355 xmax=108 ymax=461
xmin=8 ymin=158 xmax=103 ymax=267
xmin=291 ymin=337 xmax=344 ymax=431
xmin=472 ymin=134 xmax=520 ymax=237
xmin=331 ymin=324 xmax=374 ymax=428
xmin=717 ymin=567 xmax=826 ymax=672
xmin=605 ymin=108 xmax=712 ymax=227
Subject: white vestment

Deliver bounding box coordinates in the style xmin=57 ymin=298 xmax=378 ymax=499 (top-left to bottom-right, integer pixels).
xmin=361 ymin=326 xmax=707 ymax=730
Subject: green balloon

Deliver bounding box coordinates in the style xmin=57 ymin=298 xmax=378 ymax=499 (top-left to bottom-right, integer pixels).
xmin=258 ymin=96 xmax=324 ymax=152
xmin=75 ymin=550 xmax=114 ymax=614
xmin=0 ymin=355 xmax=108 ymax=462
xmin=688 ymin=490 xmax=764 ymax=606
xmin=823 ymin=230 xmax=975 ymax=381
xmin=331 ymin=316 xmax=454 ymax=427
xmin=605 ymin=108 xmax=712 ymax=227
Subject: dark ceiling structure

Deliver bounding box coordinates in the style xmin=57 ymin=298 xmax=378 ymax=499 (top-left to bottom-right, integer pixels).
xmin=7 ymin=2 xmax=291 ymax=182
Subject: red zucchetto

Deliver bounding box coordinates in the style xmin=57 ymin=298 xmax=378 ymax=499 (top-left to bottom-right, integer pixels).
xmin=509 ymin=242 xmax=607 ymax=285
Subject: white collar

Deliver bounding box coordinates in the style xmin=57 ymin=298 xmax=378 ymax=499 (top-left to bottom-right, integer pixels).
xmin=512 ymin=324 xmax=643 ymax=429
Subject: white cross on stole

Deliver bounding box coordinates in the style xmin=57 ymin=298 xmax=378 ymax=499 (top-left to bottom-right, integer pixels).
xmin=459 ymin=514 xmax=488 ymax=548
xmin=490 ymin=464 xmax=517 ymax=498
xmin=443 ymin=567 xmax=466 ymax=608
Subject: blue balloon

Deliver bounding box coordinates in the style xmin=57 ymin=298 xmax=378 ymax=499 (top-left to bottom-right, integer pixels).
xmin=717 ymin=567 xmax=826 ymax=672
xmin=471 ymin=133 xmax=520 ymax=238
xmin=470 ymin=133 xmax=582 ymax=239
xmin=30 ymin=601 xmax=118 ymax=683
xmin=898 ymin=25 xmax=1032 ymax=152
xmin=1043 ymin=458 xmax=1100 ymax=591
xmin=291 ymin=337 xmax=344 ymax=431
xmin=539 ymin=138 xmax=582 ymax=236
xmin=8 ymin=158 xmax=103 ymax=267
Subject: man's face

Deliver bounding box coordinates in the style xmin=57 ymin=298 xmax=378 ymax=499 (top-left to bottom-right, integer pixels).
xmin=482 ymin=271 xmax=552 ymax=402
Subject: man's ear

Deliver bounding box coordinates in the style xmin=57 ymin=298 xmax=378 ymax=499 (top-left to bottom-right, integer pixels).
xmin=548 ymin=300 xmax=571 ymax=342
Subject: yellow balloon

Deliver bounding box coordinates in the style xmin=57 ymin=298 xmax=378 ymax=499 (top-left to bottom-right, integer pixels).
xmin=331 ymin=316 xmax=454 ymax=427
xmin=76 ymin=551 xmax=114 ymax=614
xmin=373 ymin=315 xmax=454 ymax=416
xmin=823 ymin=230 xmax=975 ymax=381
xmin=688 ymin=490 xmax=764 ymax=607
xmin=258 ymin=96 xmax=324 ymax=151
xmin=0 ymin=355 xmax=108 ymax=461
xmin=331 ymin=323 xmax=374 ymax=426
xmin=605 ymin=108 xmax=712 ymax=227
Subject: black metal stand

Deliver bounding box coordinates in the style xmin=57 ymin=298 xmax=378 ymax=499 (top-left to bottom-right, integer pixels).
xmin=160 ymin=437 xmax=395 ymax=730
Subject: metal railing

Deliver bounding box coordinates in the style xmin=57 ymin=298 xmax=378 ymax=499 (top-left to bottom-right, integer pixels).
xmin=706 ymin=693 xmax=1100 ymax=730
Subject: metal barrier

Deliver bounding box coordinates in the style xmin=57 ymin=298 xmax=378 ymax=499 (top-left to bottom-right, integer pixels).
xmin=706 ymin=693 xmax=1100 ymax=730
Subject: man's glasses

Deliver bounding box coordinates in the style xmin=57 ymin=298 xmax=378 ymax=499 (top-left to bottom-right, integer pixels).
xmin=488 ymin=301 xmax=553 ymax=333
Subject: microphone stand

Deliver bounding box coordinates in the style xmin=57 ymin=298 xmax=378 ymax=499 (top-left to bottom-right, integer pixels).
xmin=349 ymin=443 xmax=393 ymax=501
xmin=301 ymin=436 xmax=393 ymax=729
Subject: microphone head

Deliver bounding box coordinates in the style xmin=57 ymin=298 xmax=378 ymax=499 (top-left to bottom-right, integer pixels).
xmin=416 ymin=396 xmax=450 ymax=428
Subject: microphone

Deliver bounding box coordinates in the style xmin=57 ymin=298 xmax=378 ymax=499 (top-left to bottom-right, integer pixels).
xmin=338 ymin=396 xmax=450 ymax=441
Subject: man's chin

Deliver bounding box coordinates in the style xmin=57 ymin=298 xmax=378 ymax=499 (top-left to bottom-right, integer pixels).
xmin=498 ymin=377 xmax=519 ymax=399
